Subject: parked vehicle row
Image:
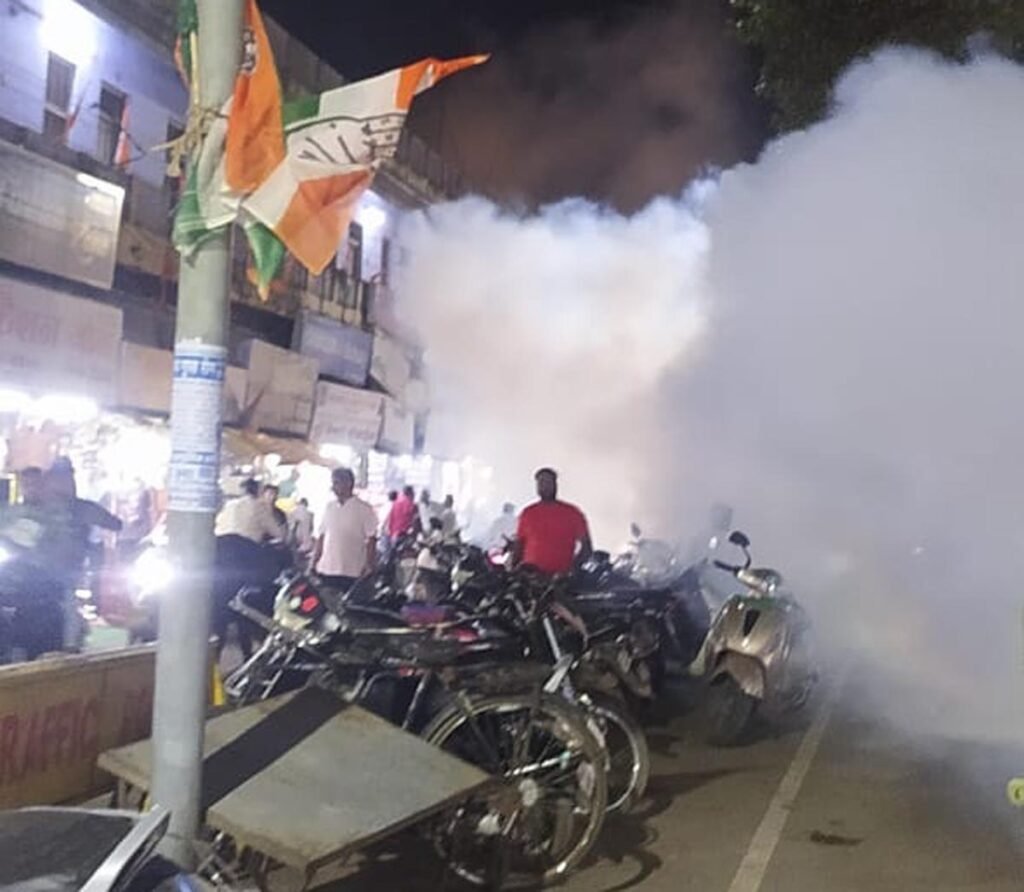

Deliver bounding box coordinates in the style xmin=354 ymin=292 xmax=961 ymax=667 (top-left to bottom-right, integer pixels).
xmin=0 ymin=513 xmax=813 ymax=889
xmin=217 ymin=524 xmax=817 ymax=887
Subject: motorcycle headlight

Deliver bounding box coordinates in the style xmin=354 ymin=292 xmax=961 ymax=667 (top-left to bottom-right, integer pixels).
xmin=130 ymin=550 xmax=174 ymax=601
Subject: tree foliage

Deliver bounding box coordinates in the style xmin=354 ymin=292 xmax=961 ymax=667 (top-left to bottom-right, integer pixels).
xmin=731 ymin=0 xmax=1024 ymax=131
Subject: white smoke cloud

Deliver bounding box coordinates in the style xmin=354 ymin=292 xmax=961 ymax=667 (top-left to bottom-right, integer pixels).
xmin=398 ymin=50 xmax=1024 ymax=742
xmin=399 ymin=194 xmax=711 ymax=543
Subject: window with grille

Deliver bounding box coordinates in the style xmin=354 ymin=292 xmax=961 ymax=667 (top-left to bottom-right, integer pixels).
xmin=97 ymin=84 xmax=126 ymax=165
xmin=318 ymin=267 xmax=336 ymax=303
xmin=43 ymin=110 xmax=68 ymax=143
xmin=43 ymin=53 xmax=75 ymax=141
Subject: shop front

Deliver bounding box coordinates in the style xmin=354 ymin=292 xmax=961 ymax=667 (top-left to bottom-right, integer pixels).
xmin=0 ymin=275 xmax=122 ymax=487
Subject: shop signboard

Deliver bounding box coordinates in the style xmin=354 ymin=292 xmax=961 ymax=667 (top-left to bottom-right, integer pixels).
xmin=310 ymin=381 xmax=383 ymax=452
xmin=379 ymin=396 xmax=415 ymax=455
xmin=0 ymin=140 xmax=124 ymax=290
xmin=117 ymin=342 xmax=247 ymax=422
xmin=223 ymin=365 xmax=248 ymax=426
xmin=0 ymin=276 xmax=122 ymax=403
xmin=239 ymin=339 xmax=318 ymax=437
xmin=118 ymin=342 xmax=173 ymax=413
xmin=293 ymin=311 xmax=373 ymax=387
xmin=370 ymin=330 xmax=411 ymax=399
xmin=0 ymin=647 xmax=156 ymax=808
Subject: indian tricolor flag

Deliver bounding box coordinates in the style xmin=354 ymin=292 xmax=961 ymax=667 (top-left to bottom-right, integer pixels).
xmin=226 ymin=0 xmax=284 ymax=193
xmin=244 ymin=55 xmax=488 ymax=277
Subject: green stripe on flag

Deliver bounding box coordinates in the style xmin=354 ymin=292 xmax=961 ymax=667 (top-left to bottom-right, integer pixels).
xmin=172 ymin=163 xmax=212 ymax=255
xmin=283 ymin=94 xmax=321 ymax=129
xmin=175 ymin=0 xmax=198 ymax=84
xmin=244 ymin=221 xmax=286 ymax=299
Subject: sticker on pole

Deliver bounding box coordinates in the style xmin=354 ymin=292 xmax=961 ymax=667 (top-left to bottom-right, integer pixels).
xmin=168 ymin=342 xmax=226 ymax=513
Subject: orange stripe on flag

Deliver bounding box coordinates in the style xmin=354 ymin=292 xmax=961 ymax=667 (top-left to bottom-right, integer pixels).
xmin=395 ymin=54 xmax=490 ymax=110
xmin=275 ymin=169 xmax=374 ymax=275
xmin=226 ymin=0 xmax=284 ymax=192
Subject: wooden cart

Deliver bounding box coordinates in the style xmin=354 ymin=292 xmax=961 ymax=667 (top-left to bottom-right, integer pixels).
xmin=99 ymin=687 xmax=491 ymax=889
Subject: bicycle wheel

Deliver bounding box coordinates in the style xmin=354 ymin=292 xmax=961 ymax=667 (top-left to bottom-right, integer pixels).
xmin=581 ymin=691 xmax=650 ymax=814
xmin=421 ymin=692 xmax=608 ymax=888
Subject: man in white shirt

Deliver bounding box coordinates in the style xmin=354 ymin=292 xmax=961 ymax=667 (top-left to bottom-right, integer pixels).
xmin=215 ymin=478 xmax=284 ymax=543
xmin=485 ymin=502 xmax=517 ymax=549
xmin=312 ymin=467 xmax=378 ymax=589
xmin=439 ymin=494 xmax=459 ymax=538
xmin=418 ymin=489 xmax=440 ymax=530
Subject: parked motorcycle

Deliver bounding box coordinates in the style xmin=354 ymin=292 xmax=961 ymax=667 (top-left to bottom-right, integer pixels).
xmin=230 ymin=562 xmax=650 ymax=816
xmin=572 ymin=530 xmax=712 ymax=691
xmin=696 ymin=530 xmax=817 ymax=745
xmin=123 ymin=535 xmax=291 ymax=656
xmin=226 ymin=573 xmax=609 ymax=888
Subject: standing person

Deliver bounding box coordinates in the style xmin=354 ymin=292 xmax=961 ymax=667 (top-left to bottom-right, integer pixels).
xmin=379 ymin=490 xmax=399 ymax=559
xmin=262 ymin=483 xmax=287 ymax=529
xmin=216 ymin=478 xmax=283 ymax=543
xmin=312 ymin=467 xmax=378 ymax=590
xmin=485 ymin=502 xmax=517 ymax=550
xmin=0 ymin=468 xmax=69 ymax=659
xmin=45 ymin=459 xmax=123 ymax=651
xmin=514 ymin=468 xmax=592 ymax=575
xmin=16 ymin=466 xmax=46 ymax=509
xmin=288 ymin=497 xmax=315 ymax=561
xmin=439 ymin=494 xmax=459 ymax=538
xmin=383 ymin=489 xmax=399 ymax=524
xmin=388 ymin=485 xmax=419 ymax=541
xmin=418 ymin=489 xmax=439 ymax=531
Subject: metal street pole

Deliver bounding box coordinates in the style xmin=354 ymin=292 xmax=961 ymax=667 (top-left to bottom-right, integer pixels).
xmin=151 ymin=0 xmax=244 ymax=867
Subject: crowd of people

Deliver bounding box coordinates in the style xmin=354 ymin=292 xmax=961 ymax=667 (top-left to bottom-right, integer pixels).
xmin=214 ymin=464 xmax=594 ymax=588
xmin=0 ymin=456 xmax=595 ymax=660
xmin=214 ymin=465 xmax=591 ymax=590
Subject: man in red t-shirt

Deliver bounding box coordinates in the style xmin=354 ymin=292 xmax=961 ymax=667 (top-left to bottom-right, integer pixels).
xmin=387 ymin=485 xmax=418 ymax=539
xmin=514 ymin=468 xmax=592 ymax=575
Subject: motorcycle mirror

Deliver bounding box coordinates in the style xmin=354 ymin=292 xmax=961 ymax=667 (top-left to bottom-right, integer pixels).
xmin=630 ymin=522 xmax=642 ymax=538
xmin=728 ymin=530 xmax=751 ymax=548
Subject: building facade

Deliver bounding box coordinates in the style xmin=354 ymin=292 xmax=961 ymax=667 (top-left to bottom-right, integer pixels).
xmin=0 ymin=0 xmax=469 ymax=507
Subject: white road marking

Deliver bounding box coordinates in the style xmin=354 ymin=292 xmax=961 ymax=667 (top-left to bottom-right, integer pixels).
xmin=726 ymin=676 xmax=845 ymax=892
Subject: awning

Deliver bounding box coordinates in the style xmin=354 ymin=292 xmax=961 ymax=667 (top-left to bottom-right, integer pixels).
xmin=222 ymin=428 xmax=331 ymax=467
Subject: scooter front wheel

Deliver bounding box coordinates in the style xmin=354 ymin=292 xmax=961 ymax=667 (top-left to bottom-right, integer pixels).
xmin=704 ymin=675 xmax=757 ymax=746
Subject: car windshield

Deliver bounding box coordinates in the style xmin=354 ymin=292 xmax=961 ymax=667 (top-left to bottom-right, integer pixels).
xmin=0 ymin=809 xmax=135 ymax=892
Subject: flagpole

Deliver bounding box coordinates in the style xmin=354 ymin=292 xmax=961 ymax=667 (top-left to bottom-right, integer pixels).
xmin=151 ymin=0 xmax=244 ymax=867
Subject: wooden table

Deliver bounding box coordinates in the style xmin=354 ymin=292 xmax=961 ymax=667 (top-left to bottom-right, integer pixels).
xmin=98 ymin=688 xmax=490 ymax=882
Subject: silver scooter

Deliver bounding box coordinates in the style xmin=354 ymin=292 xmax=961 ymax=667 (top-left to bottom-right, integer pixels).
xmin=695 ymin=531 xmax=817 ymax=745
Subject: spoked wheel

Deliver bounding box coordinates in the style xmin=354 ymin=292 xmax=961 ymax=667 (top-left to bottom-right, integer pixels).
xmin=581 ymin=691 xmax=650 ymax=814
xmin=422 ymin=692 xmax=608 ymax=889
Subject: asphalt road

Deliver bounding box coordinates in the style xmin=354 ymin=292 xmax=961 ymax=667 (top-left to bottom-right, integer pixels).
xmin=326 ymin=667 xmax=1024 ymax=891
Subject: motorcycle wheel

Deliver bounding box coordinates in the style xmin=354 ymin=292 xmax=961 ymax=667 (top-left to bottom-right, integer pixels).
xmin=646 ymin=650 xmax=666 ymax=696
xmin=704 ymin=675 xmax=757 ymax=746
xmin=224 ymin=638 xmax=304 ymax=706
xmin=581 ymin=691 xmax=650 ymax=814
xmin=422 ymin=692 xmax=607 ymax=889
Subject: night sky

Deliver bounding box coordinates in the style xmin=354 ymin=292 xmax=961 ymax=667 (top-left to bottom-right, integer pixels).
xmin=263 ymin=0 xmax=767 ymax=210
